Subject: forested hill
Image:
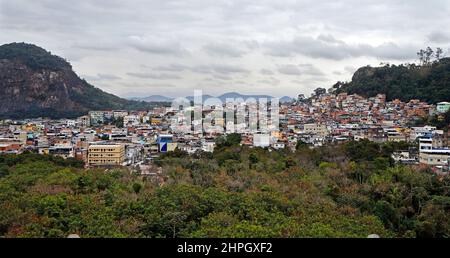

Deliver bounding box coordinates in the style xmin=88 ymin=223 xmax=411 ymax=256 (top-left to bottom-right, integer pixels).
xmin=334 ymin=57 xmax=450 ymax=103
xmin=0 ymin=139 xmax=449 ymax=238
xmin=0 ymin=42 xmax=153 ymax=119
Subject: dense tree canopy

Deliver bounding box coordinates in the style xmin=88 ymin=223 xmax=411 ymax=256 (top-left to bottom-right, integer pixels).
xmin=0 ymin=42 xmax=71 ymax=71
xmin=0 ymin=142 xmax=448 ymax=238
xmin=335 ymin=57 xmax=450 ymax=104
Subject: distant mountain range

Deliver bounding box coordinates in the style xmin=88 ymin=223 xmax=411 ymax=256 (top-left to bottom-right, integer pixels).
xmin=129 ymin=95 xmax=174 ymax=102
xmin=130 ymin=92 xmax=294 ymax=103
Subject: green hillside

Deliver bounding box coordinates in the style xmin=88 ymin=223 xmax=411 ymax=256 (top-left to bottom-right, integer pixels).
xmin=335 ymin=57 xmax=450 ymax=104
xmin=0 ymin=43 xmax=156 ymax=119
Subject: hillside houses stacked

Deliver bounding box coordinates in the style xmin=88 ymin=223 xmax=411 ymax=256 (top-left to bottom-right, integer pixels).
xmin=0 ymin=92 xmax=449 ymax=173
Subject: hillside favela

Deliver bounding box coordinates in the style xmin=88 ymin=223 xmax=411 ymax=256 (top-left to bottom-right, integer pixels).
xmin=0 ymin=0 xmax=449 ymax=244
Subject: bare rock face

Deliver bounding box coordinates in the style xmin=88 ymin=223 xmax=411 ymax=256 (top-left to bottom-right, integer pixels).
xmin=0 ymin=58 xmax=84 ymax=118
xmin=0 ymin=42 xmax=149 ymax=119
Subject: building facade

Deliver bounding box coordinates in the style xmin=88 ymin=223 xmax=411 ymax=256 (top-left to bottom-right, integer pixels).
xmin=88 ymin=144 xmax=125 ymax=166
xmin=419 ymin=149 xmax=450 ymax=166
xmin=303 ymin=124 xmax=329 ymax=136
xmin=437 ymin=102 xmax=450 ymax=113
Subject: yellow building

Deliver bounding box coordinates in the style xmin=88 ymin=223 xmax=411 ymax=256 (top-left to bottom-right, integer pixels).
xmin=88 ymin=144 xmax=125 ymax=166
xmin=151 ymin=117 xmax=162 ymax=125
xmin=271 ymin=131 xmax=283 ymax=140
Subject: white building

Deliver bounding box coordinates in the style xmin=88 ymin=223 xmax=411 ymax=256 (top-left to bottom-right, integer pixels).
xmin=123 ymin=115 xmax=140 ymax=127
xmin=89 ymin=111 xmax=105 ymax=125
xmin=202 ymin=141 xmax=216 ymax=153
xmin=113 ymin=110 xmax=129 ymax=118
xmin=410 ymin=126 xmax=438 ymax=140
xmin=253 ymin=134 xmax=270 ymax=148
xmin=271 ymin=142 xmax=285 ymax=150
xmin=419 ymin=137 xmax=433 ymax=151
xmin=66 ymin=119 xmax=76 ymax=127
xmin=419 ymin=149 xmax=450 ymax=166
xmin=437 ymin=102 xmax=450 ymax=113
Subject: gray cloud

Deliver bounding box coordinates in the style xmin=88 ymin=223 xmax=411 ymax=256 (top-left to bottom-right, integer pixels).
xmin=190 ymin=64 xmax=250 ymax=75
xmin=211 ymin=65 xmax=250 ymax=75
xmin=82 ymin=73 xmax=122 ymax=81
xmin=278 ymin=65 xmax=302 ymax=76
xmin=298 ymin=64 xmax=325 ymax=76
xmin=260 ymin=69 xmax=274 ymax=75
xmin=278 ymin=64 xmax=325 ymax=76
xmin=212 ymin=74 xmax=233 ymax=81
xmin=1 ymin=0 xmax=449 ymax=98
xmin=344 ymin=66 xmax=357 ymax=74
xmin=153 ymin=64 xmax=189 ymax=72
xmin=126 ymin=72 xmax=182 ymax=80
xmin=190 ymin=65 xmax=213 ymax=74
xmin=258 ymin=77 xmax=280 ymax=85
xmin=428 ymin=32 xmax=450 ymax=43
xmin=202 ymin=43 xmax=247 ymax=57
xmin=72 ymin=42 xmax=119 ymax=51
xmin=97 ymin=73 xmax=122 ymax=80
xmin=127 ymin=35 xmax=187 ymax=56
xmin=265 ymin=35 xmax=418 ymax=60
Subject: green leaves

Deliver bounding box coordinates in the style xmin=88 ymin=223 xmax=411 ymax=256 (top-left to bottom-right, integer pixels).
xmin=0 ymin=43 xmax=71 ymax=71
xmin=0 ymin=145 xmax=449 ymax=238
xmin=215 ymin=133 xmax=242 ymax=148
xmin=337 ymin=57 xmax=450 ymax=104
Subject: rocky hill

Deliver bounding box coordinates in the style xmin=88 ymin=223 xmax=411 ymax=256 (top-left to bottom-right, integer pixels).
xmin=0 ymin=42 xmax=151 ymax=119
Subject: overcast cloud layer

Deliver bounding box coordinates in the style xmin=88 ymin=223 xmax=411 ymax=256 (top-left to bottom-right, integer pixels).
xmin=1 ymin=0 xmax=450 ymax=98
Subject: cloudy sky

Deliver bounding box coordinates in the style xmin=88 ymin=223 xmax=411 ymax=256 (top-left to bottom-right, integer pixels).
xmin=1 ymin=0 xmax=450 ymax=98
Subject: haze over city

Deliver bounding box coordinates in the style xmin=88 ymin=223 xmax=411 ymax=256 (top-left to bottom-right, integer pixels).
xmin=1 ymin=0 xmax=449 ymax=98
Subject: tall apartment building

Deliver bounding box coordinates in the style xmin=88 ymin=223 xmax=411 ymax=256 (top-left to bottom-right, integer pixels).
xmin=418 ymin=134 xmax=450 ymax=166
xmin=77 ymin=115 xmax=91 ymax=127
xmin=123 ymin=115 xmax=140 ymax=127
xmin=88 ymin=144 xmax=125 ymax=166
xmin=89 ymin=111 xmax=105 ymax=125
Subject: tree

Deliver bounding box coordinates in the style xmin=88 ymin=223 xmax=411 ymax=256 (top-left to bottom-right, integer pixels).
xmin=1 ymin=143 xmax=449 ymax=238
xmin=132 ymin=183 xmax=142 ymax=194
xmin=435 ymin=47 xmax=444 ymax=61
xmin=424 ymin=47 xmax=434 ymax=65
xmin=215 ymin=133 xmax=242 ymax=148
xmin=313 ymin=88 xmax=327 ymax=97
xmin=114 ymin=117 xmax=124 ymax=128
xmin=336 ymin=54 xmax=450 ymax=104
xmin=248 ymin=153 xmax=259 ymax=168
xmin=331 ymin=81 xmax=345 ymax=91
xmin=296 ymin=140 xmax=308 ymax=150
xmin=417 ymin=49 xmax=425 ymax=65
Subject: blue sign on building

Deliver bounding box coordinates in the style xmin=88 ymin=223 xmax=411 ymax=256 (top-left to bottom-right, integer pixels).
xmin=157 ymin=134 xmax=173 ymax=153
xmin=160 ymin=142 xmax=168 ymax=152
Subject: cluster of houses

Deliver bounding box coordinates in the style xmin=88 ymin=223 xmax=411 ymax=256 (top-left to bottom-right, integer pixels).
xmin=1 ymin=92 xmax=450 ymax=174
